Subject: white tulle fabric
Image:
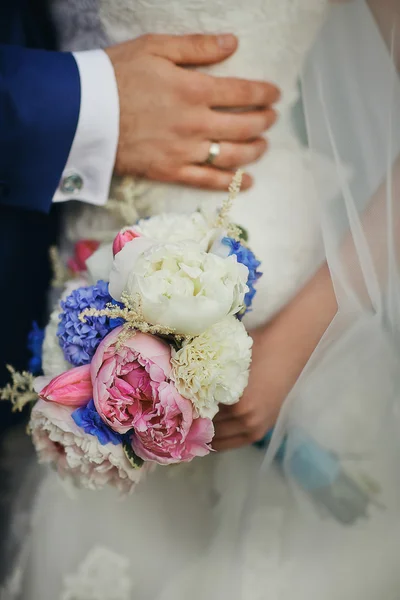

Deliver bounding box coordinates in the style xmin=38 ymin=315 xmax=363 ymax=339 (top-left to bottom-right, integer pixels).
xmin=256 ymin=2 xmax=400 ymax=600
xmin=3 ymin=1 xmax=400 ymax=599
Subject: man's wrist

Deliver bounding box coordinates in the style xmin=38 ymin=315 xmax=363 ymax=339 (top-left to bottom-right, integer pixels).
xmin=53 ymin=49 xmax=119 ymax=206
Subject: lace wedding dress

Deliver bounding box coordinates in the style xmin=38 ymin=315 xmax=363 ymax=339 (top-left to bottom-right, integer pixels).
xmin=56 ymin=0 xmax=331 ymax=329
xmin=3 ymin=1 xmax=400 ymax=599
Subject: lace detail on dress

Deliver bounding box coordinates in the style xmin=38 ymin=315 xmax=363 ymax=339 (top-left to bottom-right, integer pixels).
xmin=50 ymin=0 xmax=109 ymax=52
xmin=99 ymin=0 xmax=328 ymax=111
xmin=53 ymin=0 xmax=328 ymax=115
xmin=60 ymin=547 xmax=133 ymax=600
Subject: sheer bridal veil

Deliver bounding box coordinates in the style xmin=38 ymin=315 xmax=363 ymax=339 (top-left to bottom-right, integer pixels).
xmin=261 ymin=0 xmax=400 ymax=597
xmin=158 ymin=2 xmax=400 ymax=599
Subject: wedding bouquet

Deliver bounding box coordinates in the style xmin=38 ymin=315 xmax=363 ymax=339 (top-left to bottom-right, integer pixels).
xmin=2 ymin=173 xmax=262 ymax=493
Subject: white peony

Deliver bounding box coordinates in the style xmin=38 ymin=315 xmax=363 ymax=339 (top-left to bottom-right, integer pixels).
xmin=134 ymin=212 xmax=218 ymax=250
xmin=108 ymin=236 xmax=156 ymax=299
xmin=109 ymin=240 xmax=249 ymax=336
xmin=171 ymin=317 xmax=253 ymax=418
xmin=30 ymin=400 xmax=149 ymax=494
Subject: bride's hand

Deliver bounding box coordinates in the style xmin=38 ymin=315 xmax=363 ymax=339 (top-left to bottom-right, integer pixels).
xmin=213 ymin=264 xmax=337 ymax=452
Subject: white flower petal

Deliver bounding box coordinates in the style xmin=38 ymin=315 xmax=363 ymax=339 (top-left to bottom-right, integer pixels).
xmin=171 ymin=317 xmax=253 ymax=417
xmin=135 ymin=212 xmax=217 ymax=250
xmin=30 ymin=400 xmax=150 ymax=494
xmin=108 ymin=236 xmax=156 ymax=300
xmin=86 ymin=243 xmax=114 ymax=284
xmin=124 ymin=241 xmax=248 ymax=335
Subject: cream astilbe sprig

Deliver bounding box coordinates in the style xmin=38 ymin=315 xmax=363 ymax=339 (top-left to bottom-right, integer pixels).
xmin=214 ymin=169 xmax=244 ymax=242
xmin=79 ymin=292 xmax=191 ymax=349
xmin=0 ymin=366 xmax=38 ymax=412
xmin=106 ymin=176 xmax=139 ymax=225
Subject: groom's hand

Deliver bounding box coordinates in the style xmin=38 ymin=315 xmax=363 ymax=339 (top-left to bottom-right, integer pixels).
xmin=106 ymin=34 xmax=279 ymax=190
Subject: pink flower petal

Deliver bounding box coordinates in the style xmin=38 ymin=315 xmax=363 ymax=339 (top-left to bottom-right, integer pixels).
xmin=112 ymin=228 xmax=142 ymax=256
xmin=39 ymin=365 xmax=92 ymax=407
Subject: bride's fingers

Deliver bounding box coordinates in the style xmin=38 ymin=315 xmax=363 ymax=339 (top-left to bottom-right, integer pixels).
xmin=212 ymin=435 xmax=249 ymax=452
xmin=206 ymin=108 xmax=278 ymax=142
xmin=202 ymin=74 xmax=281 ymax=108
xmin=213 ymin=406 xmax=235 ymax=421
xmin=174 ymin=165 xmax=253 ymax=190
xmin=195 ymin=138 xmax=267 ymax=169
xmin=213 ymin=418 xmax=248 ymax=440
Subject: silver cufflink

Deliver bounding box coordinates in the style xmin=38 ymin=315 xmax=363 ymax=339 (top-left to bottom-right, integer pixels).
xmin=60 ymin=173 xmax=84 ymax=195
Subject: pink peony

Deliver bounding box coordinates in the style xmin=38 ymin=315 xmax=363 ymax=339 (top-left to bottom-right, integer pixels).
xmin=131 ymin=381 xmax=214 ymax=465
xmin=91 ymin=326 xmax=214 ymax=464
xmin=68 ymin=239 xmax=100 ymax=273
xmin=39 ymin=364 xmax=93 ymax=407
xmin=112 ymin=227 xmax=141 ymax=256
xmin=91 ymin=327 xmax=172 ymax=434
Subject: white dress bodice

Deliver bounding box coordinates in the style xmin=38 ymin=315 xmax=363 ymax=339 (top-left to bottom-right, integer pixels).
xmin=100 ymin=0 xmax=327 ymax=109
xmin=54 ymin=0 xmax=327 ymax=112
xmin=56 ymin=0 xmax=330 ymax=328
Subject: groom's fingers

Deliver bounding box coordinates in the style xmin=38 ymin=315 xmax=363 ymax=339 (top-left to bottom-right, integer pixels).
xmin=206 ymin=109 xmax=278 ymax=142
xmin=205 ymin=76 xmax=281 ymax=108
xmin=141 ymin=34 xmax=280 ymax=108
xmin=197 ymin=138 xmax=268 ymax=170
xmin=174 ymin=165 xmax=253 ymax=190
xmin=141 ymin=33 xmax=239 ymax=65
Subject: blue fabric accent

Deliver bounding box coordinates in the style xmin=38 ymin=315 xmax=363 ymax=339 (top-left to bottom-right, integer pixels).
xmin=27 ymin=321 xmax=44 ymax=375
xmin=0 ymin=44 xmax=81 ymax=213
xmin=256 ymin=429 xmax=340 ymax=491
xmin=57 ymin=281 xmax=124 ymax=366
xmin=72 ymin=400 xmax=123 ymax=446
xmin=287 ymin=435 xmax=340 ymax=491
xmin=254 ymin=429 xmax=286 ymax=463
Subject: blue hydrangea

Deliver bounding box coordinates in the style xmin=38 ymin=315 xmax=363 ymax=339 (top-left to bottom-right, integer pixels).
xmin=72 ymin=400 xmax=123 ymax=446
xmin=27 ymin=322 xmax=45 ymax=375
xmin=222 ymin=237 xmax=262 ymax=314
xmin=57 ymin=280 xmax=124 ymax=367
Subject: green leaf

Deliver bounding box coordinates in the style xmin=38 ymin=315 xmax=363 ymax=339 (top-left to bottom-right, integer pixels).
xmin=235 ymin=224 xmax=249 ymax=242
xmin=158 ymin=333 xmax=184 ymax=352
xmin=123 ymin=442 xmax=144 ymax=469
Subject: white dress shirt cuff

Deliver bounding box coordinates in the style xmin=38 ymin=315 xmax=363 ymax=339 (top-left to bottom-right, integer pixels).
xmin=53 ymin=49 xmax=119 ymax=206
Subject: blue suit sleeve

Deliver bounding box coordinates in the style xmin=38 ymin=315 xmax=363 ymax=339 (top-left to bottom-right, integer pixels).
xmin=0 ymin=45 xmax=81 ymax=213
